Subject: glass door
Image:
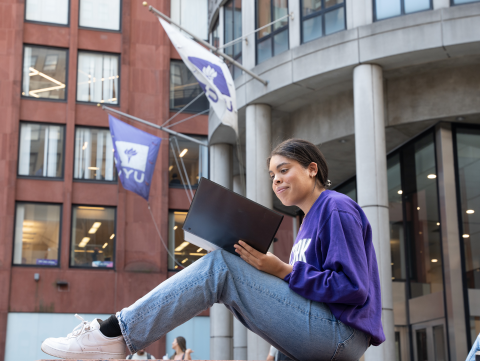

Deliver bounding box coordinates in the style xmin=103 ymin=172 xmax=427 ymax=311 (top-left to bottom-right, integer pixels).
xmin=412 ymin=320 xmax=448 ymax=361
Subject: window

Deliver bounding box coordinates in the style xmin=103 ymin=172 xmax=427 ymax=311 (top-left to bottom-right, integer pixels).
xmin=74 ymin=127 xmax=116 ymax=182
xmin=301 ymin=0 xmax=345 ymax=43
xmin=18 ymin=122 xmax=65 ymax=178
xmin=374 ymin=0 xmax=432 ymax=21
xmin=171 ymin=0 xmax=208 ymax=40
xmin=224 ymin=0 xmax=243 ymax=79
xmin=170 ymin=60 xmax=209 ymax=113
xmin=13 ymin=202 xmax=61 ymax=266
xmin=22 ymin=45 xmax=67 ymax=100
xmin=70 ymin=206 xmax=115 ymax=268
xmin=211 ymin=19 xmax=220 ymax=48
xmin=25 ymin=0 xmax=69 ymax=25
xmin=333 ymin=176 xmax=356 ymax=202
xmin=79 ymin=0 xmax=121 ymax=31
xmin=256 ymin=0 xmax=289 ymax=64
xmin=169 ymin=136 xmax=208 ymax=188
xmin=452 ymin=0 xmax=480 ymax=4
xmin=454 ymin=126 xmax=480 ymax=290
xmin=168 ymin=211 xmax=208 ymax=269
xmin=77 ymin=51 xmax=120 ymax=104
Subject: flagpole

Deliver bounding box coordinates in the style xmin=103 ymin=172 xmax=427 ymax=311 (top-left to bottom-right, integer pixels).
xmin=102 ymin=106 xmax=208 ymax=147
xmin=146 ymin=4 xmax=269 ymax=86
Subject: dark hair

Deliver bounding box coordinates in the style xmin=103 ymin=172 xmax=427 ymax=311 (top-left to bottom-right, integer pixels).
xmin=267 ymin=139 xmax=331 ymax=188
xmin=176 ymin=336 xmax=187 ymax=353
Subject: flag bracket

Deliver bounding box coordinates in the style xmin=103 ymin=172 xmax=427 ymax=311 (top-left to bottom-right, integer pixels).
xmin=148 ymin=5 xmax=269 ymax=86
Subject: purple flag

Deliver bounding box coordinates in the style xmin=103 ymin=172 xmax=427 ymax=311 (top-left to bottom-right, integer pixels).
xmin=109 ymin=115 xmax=161 ymax=200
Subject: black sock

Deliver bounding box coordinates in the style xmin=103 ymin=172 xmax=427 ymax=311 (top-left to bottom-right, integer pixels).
xmin=99 ymin=315 xmax=122 ymax=338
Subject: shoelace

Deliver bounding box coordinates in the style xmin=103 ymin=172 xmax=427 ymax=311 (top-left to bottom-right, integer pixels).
xmin=67 ymin=314 xmax=92 ymax=338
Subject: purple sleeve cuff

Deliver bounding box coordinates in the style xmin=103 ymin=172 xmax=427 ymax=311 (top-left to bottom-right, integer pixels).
xmin=283 ymin=272 xmax=292 ymax=283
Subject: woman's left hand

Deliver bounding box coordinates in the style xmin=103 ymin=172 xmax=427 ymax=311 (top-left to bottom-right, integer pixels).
xmin=234 ymin=240 xmax=293 ymax=279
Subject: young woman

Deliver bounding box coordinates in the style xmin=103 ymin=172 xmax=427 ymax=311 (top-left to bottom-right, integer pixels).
xmin=41 ymin=139 xmax=385 ymax=361
xmin=170 ymin=336 xmax=193 ymax=360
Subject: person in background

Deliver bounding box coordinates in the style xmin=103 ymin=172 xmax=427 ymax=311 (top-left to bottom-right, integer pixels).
xmin=169 ymin=173 xmax=181 ymax=185
xmin=170 ymin=336 xmax=193 ymax=360
xmin=127 ymin=349 xmax=155 ymax=360
xmin=267 ymin=345 xmax=277 ymax=360
xmin=466 ymin=333 xmax=480 ymax=361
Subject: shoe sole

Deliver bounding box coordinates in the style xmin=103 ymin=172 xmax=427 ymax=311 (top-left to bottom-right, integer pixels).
xmin=41 ymin=342 xmax=126 ymax=360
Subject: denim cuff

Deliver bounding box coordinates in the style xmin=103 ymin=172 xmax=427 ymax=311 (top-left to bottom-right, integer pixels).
xmin=116 ymin=311 xmax=136 ymax=354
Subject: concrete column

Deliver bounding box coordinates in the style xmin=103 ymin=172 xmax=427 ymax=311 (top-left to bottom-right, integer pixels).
xmin=288 ymin=0 xmax=300 ymax=49
xmin=242 ymin=0 xmax=256 ymax=70
xmin=433 ymin=0 xmax=450 ymax=9
xmin=435 ymin=123 xmax=468 ymax=361
xmin=346 ymin=0 xmax=373 ymax=29
xmin=353 ymin=64 xmax=395 ymax=361
xmin=210 ymin=143 xmax=234 ymax=360
xmin=245 ymin=104 xmax=272 ymax=360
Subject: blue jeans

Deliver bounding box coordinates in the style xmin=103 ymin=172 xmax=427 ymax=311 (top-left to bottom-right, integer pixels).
xmin=466 ymin=333 xmax=480 ymax=361
xmin=117 ymin=250 xmax=370 ymax=361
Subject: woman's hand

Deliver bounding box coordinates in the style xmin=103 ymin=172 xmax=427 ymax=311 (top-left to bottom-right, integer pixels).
xmin=185 ymin=349 xmax=193 ymax=360
xmin=234 ymin=240 xmax=293 ymax=279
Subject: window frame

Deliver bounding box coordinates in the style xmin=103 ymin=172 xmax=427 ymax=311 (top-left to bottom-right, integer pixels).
xmin=373 ymin=0 xmax=433 ymax=22
xmin=73 ymin=125 xmax=118 ymax=184
xmin=17 ymin=120 xmax=67 ymax=181
xmin=78 ymin=0 xmax=123 ymax=33
xmin=255 ymin=0 xmax=290 ymax=65
xmin=300 ymin=0 xmax=346 ymax=44
xmin=12 ymin=201 xmax=63 ymax=268
xmin=21 ymin=44 xmax=69 ymax=102
xmin=451 ymin=122 xmax=480 ymax=349
xmin=69 ymin=204 xmax=117 ymax=270
xmin=223 ymin=0 xmax=243 ymax=78
xmin=75 ymin=49 xmax=121 ymax=106
xmin=24 ymin=0 xmax=71 ymax=27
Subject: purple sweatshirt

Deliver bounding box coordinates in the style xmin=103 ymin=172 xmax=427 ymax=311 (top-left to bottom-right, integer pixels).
xmin=284 ymin=190 xmax=385 ymax=346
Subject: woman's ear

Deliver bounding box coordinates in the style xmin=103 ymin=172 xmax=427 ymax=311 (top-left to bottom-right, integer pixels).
xmin=309 ymin=162 xmax=318 ymax=177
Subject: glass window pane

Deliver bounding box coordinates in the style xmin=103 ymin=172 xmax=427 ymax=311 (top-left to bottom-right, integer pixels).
xmin=74 ymin=127 xmax=117 ymax=182
xmin=70 ymin=206 xmax=115 ymax=268
xmin=388 ymin=153 xmax=406 ymax=281
xmin=22 ymin=46 xmax=67 ymax=100
xmin=18 ymin=123 xmax=64 ymax=178
xmin=302 ymin=15 xmax=323 ymax=43
xmin=169 ymin=136 xmax=208 ymax=187
xmin=273 ymin=0 xmax=288 ymax=30
xmin=334 ymin=177 xmax=356 ymax=202
xmin=79 ymin=0 xmax=120 ymax=31
xmin=433 ymin=325 xmax=446 ymax=361
xmin=455 ymin=128 xmax=480 ymax=289
xmin=404 ymin=0 xmax=430 ymax=13
xmin=395 ymin=331 xmax=402 ymax=361
xmin=13 ymin=203 xmax=61 ymax=266
xmin=325 ymin=7 xmax=345 ymax=35
xmin=302 ymin=0 xmax=322 ymax=16
xmin=169 ymin=211 xmax=208 ymax=269
xmin=454 ymin=0 xmax=479 ymax=3
xmin=273 ymin=29 xmax=289 ymax=56
xmin=211 ymin=19 xmax=220 ymax=48
xmin=25 ymin=0 xmax=69 ymax=25
xmin=257 ymin=37 xmax=272 ymax=64
xmin=171 ymin=0 xmax=208 ymax=40
xmin=416 ymin=329 xmax=428 ymax=361
xmin=325 ymin=0 xmax=344 ymax=8
xmin=225 ymin=0 xmax=234 ymax=57
xmin=77 ymin=52 xmax=119 ymax=104
xmin=375 ymin=0 xmax=402 ymax=20
xmin=169 ymin=60 xmax=209 ymax=112
xmin=257 ymin=0 xmax=272 ymax=39
xmin=471 ymin=317 xmax=480 ymax=346
xmin=233 ymin=0 xmax=242 ymax=56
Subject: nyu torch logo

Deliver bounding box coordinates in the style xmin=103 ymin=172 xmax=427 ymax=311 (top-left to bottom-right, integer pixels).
xmin=115 ymin=141 xmax=149 ymax=183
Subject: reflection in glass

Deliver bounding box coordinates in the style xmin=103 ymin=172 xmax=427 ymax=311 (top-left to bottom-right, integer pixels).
xmin=70 ymin=206 xmax=115 ymax=268
xmin=416 ymin=329 xmax=428 ymax=361
xmin=301 ymin=0 xmax=345 ymax=43
xmin=256 ymin=0 xmax=289 ymax=64
xmin=375 ymin=0 xmax=401 ymax=20
xmin=325 ymin=7 xmax=345 ymax=35
xmin=169 ymin=136 xmax=208 ymax=187
xmin=303 ymin=0 xmax=322 ymax=15
xmin=26 ymin=0 xmax=69 ymax=25
xmin=455 ymin=127 xmax=480 ymax=289
xmin=401 ymin=133 xmax=443 ymax=299
xmin=211 ymin=19 xmax=220 ymax=48
xmin=433 ymin=325 xmax=446 ymax=361
xmin=13 ymin=203 xmax=61 ymax=266
xmin=334 ymin=177 xmax=356 ymax=202
xmin=18 ymin=123 xmax=64 ymax=178
xmin=169 ymin=211 xmax=208 ymax=269
xmin=170 ymin=60 xmax=209 ymax=112
xmin=257 ymin=38 xmax=273 ymax=64
xmin=274 ymin=30 xmax=289 ymax=56
xmin=74 ymin=127 xmax=116 ymax=182
xmin=404 ymin=0 xmax=430 ymax=13
xmin=171 ymin=0 xmax=208 ymax=40
xmin=22 ymin=46 xmax=67 ymax=100
xmin=224 ymin=0 xmax=243 ymax=79
xmin=273 ymin=0 xmax=289 ymax=30
xmin=79 ymin=0 xmax=120 ymax=31
xmin=453 ymin=0 xmax=479 ymax=3
xmin=77 ymin=52 xmax=119 ymax=104
xmin=257 ymin=0 xmax=272 ymax=39
xmin=303 ymin=16 xmax=323 ymax=43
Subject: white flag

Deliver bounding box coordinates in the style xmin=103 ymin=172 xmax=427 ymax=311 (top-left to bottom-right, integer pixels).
xmin=159 ymin=18 xmax=238 ymax=134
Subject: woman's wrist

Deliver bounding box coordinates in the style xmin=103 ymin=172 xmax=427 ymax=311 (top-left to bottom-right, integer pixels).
xmin=277 ymin=263 xmax=293 ymax=279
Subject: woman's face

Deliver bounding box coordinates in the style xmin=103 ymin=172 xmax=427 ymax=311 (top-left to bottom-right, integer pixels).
xmin=269 ymin=155 xmax=316 ymax=207
xmin=172 ymin=338 xmax=178 ymax=349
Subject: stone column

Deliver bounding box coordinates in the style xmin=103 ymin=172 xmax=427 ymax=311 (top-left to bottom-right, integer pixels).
xmin=242 ymin=0 xmax=256 ymax=70
xmin=435 ymin=123 xmax=468 ymax=361
xmin=353 ymin=64 xmax=395 ymax=361
xmin=245 ymin=104 xmax=272 ymax=360
xmin=210 ymin=143 xmax=234 ymax=360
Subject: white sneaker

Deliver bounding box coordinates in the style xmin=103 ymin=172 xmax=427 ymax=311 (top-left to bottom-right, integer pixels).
xmin=41 ymin=314 xmax=127 ymax=359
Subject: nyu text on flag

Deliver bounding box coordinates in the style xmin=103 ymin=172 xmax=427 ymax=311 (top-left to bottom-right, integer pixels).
xmin=109 ymin=115 xmax=161 ymax=200
xmin=158 ymin=18 xmax=238 ymax=134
